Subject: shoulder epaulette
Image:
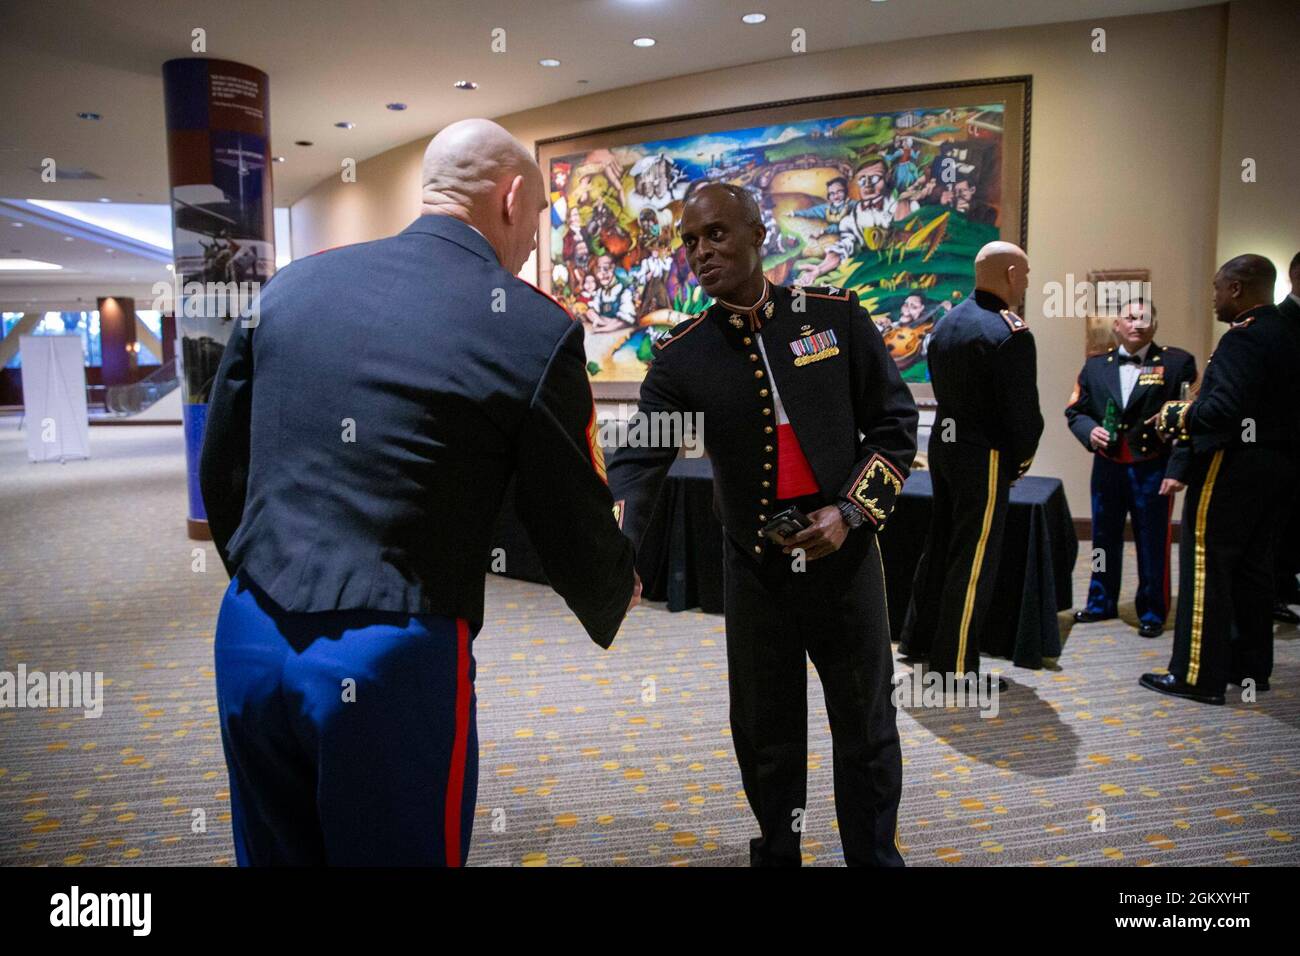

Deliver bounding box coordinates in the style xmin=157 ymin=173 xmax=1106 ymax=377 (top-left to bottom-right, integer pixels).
xmin=999 ymin=308 xmax=1028 ymax=333
xmin=653 ymin=312 xmax=707 ymax=350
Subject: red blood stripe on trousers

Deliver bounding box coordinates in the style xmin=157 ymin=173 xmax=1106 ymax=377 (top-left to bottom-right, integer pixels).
xmin=444 ymin=618 xmax=472 ymax=867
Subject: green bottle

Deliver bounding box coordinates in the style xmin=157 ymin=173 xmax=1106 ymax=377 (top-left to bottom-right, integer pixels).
xmin=1101 ymin=398 xmax=1120 ymax=449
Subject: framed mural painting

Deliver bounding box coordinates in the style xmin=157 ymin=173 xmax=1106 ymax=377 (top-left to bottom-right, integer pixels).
xmin=537 ymin=77 xmax=1031 ymax=402
xmin=1085 ymin=268 xmax=1152 ymax=358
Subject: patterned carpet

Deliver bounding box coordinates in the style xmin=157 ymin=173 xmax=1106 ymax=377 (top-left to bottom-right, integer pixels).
xmin=1 ymin=423 xmax=1296 ymax=866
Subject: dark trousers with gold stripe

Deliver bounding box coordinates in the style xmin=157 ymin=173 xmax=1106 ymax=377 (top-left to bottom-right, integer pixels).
xmin=723 ymin=522 xmax=904 ymax=867
xmin=900 ymin=441 xmax=1013 ymax=676
xmin=1275 ymin=486 xmax=1300 ymax=604
xmin=1170 ymin=445 xmax=1297 ymax=692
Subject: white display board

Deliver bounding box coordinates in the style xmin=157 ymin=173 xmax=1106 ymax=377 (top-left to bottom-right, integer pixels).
xmin=20 ymin=335 xmax=90 ymax=462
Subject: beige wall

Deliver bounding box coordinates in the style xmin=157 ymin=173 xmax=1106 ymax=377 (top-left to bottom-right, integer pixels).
xmin=292 ymin=2 xmax=1297 ymax=517
xmin=1215 ymin=0 xmax=1300 ymax=312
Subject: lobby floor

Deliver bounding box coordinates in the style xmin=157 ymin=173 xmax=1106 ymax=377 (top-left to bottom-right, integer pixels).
xmin=1 ymin=423 xmax=1297 ymax=866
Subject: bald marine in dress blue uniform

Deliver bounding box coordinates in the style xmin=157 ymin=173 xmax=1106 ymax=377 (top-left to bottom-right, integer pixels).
xmin=200 ymin=120 xmax=638 ymax=865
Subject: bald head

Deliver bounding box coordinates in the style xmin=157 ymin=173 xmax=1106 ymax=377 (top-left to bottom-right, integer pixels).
xmin=1217 ymin=254 xmax=1276 ymax=299
xmin=684 ymin=182 xmax=763 ymax=232
xmin=420 ymin=118 xmax=546 ymax=274
xmin=1212 ymin=252 xmax=1277 ymax=323
xmin=974 ymin=240 xmax=1030 ymax=310
xmin=678 ymin=181 xmax=767 ymax=302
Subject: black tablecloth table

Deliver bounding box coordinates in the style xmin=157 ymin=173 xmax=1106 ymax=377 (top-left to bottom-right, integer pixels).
xmin=878 ymin=472 xmax=1076 ymax=669
xmin=493 ymin=464 xmax=1075 ymax=668
xmin=491 ymin=455 xmax=723 ymax=613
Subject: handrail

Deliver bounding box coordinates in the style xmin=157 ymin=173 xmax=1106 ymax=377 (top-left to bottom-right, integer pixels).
xmin=103 ymin=360 xmax=179 ymax=414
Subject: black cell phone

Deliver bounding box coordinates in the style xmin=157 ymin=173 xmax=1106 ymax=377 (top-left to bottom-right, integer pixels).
xmin=762 ymin=506 xmax=811 ymax=542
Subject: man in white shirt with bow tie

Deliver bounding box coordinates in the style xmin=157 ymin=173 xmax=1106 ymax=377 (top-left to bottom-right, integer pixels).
xmin=1066 ymin=300 xmax=1198 ymax=637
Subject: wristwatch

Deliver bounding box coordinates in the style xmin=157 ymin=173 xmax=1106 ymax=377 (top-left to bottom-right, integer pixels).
xmin=836 ymin=499 xmax=865 ymax=530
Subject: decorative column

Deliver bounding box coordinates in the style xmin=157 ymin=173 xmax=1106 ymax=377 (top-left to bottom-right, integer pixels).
xmin=96 ymin=296 xmax=137 ymax=386
xmin=162 ymin=58 xmax=274 ymax=539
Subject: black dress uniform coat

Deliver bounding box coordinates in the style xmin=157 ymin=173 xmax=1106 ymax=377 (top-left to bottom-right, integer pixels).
xmin=200 ymin=214 xmax=635 ymax=648
xmin=900 ymin=289 xmax=1045 ymax=675
xmin=1065 ymin=343 xmax=1197 ymax=480
xmin=1275 ymin=295 xmax=1300 ymax=606
xmin=1154 ymin=303 xmax=1300 ymax=692
xmin=608 ymin=282 xmax=918 ymax=867
xmin=612 ymin=283 xmax=918 ymax=554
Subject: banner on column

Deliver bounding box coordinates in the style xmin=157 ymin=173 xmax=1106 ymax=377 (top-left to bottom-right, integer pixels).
xmin=162 ymin=58 xmax=273 ymax=538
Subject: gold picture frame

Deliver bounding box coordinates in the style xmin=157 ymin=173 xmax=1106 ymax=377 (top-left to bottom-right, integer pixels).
xmin=537 ymin=77 xmax=1031 ymax=401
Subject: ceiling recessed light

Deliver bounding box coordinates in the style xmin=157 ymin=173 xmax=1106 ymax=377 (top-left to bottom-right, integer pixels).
xmin=454 ymin=80 xmax=478 ymax=90
xmin=272 ymin=155 xmax=286 ymax=163
xmin=632 ymin=37 xmax=656 ymax=48
xmin=386 ymin=102 xmax=407 ymax=111
xmin=63 ymin=236 xmax=74 ymax=242
xmin=539 ymin=58 xmax=561 ymax=67
xmin=334 ymin=121 xmax=355 ymax=129
xmin=742 ymin=13 xmax=766 ymax=24
xmin=98 ymin=197 xmax=111 ymax=203
xmin=166 ymin=264 xmax=174 ymax=271
xmin=10 ymin=222 xmax=22 ymax=227
xmin=294 ymin=140 xmax=314 ymax=147
xmin=77 ymin=112 xmax=102 ymax=121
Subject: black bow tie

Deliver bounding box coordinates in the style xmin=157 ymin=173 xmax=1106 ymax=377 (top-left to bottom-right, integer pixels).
xmin=1117 ymin=353 xmax=1143 ymax=365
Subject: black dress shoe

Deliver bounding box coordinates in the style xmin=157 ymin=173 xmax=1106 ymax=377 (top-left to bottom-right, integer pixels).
xmin=1138 ymin=622 xmax=1164 ymax=638
xmin=1139 ymin=672 xmax=1224 ymax=705
xmin=1073 ymin=610 xmax=1115 ymax=623
xmin=1228 ymin=675 xmax=1271 ymax=692
xmin=1273 ymin=602 xmax=1300 ymax=625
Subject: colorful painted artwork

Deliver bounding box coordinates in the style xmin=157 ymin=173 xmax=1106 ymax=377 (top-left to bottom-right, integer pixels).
xmin=538 ymin=81 xmax=1029 ymax=395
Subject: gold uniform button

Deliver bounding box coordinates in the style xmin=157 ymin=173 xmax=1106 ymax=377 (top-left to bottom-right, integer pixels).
xmin=754 ymin=545 xmax=763 ymax=554
xmin=765 ymin=445 xmax=773 ymax=453
xmin=755 ymin=369 xmax=764 ymax=379
xmin=759 ymin=388 xmax=769 ymax=398
xmin=749 ymin=354 xmax=759 ymax=362
xmin=764 ymin=425 xmax=773 ymax=434
xmin=763 ymin=463 xmax=772 ymax=471
xmin=762 ymin=480 xmax=770 ymax=488
xmin=758 ymin=514 xmax=767 ymax=523
xmin=743 ymin=337 xmax=752 ymax=346
xmin=760 ymin=498 xmax=770 ymax=506
xmin=762 ymin=407 xmax=771 ymax=416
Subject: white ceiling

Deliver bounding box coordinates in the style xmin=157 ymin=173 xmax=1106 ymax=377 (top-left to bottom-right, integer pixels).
xmin=2 ymin=0 xmax=1219 ymax=208
xmin=0 ymin=201 xmax=173 ymax=310
xmin=0 ymin=200 xmax=294 ymax=311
